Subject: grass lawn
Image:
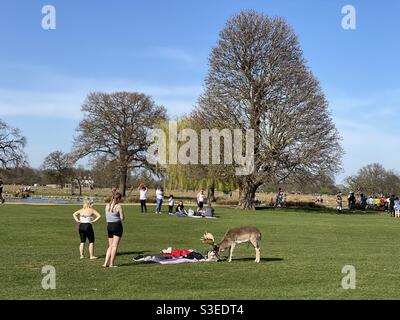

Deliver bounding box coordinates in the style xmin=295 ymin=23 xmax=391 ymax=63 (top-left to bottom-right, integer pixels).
xmin=1 ymin=204 xmax=400 ymax=300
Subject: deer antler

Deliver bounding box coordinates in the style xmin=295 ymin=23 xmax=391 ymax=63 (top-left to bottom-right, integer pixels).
xmin=200 ymin=232 xmax=215 ymax=245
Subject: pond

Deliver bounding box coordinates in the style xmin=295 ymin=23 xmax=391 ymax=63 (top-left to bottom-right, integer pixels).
xmin=4 ymin=197 xmax=83 ymax=204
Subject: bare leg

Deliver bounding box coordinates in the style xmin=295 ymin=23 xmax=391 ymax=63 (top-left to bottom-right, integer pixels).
xmin=228 ymin=243 xmax=236 ymax=262
xmin=102 ymin=238 xmax=113 ymax=267
xmin=79 ymin=243 xmax=85 ymax=259
xmin=89 ymin=243 xmax=97 ymax=259
xmin=109 ymin=236 xmax=121 ymax=267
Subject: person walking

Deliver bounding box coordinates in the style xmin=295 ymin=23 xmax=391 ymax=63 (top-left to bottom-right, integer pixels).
xmin=348 ymin=192 xmax=356 ymax=211
xmin=360 ymin=193 xmax=367 ymax=212
xmin=336 ymin=192 xmax=343 ymax=213
xmin=389 ymin=195 xmax=396 ymax=217
xmin=275 ymin=188 xmax=282 ymax=207
xmin=155 ymin=187 xmax=164 ymax=214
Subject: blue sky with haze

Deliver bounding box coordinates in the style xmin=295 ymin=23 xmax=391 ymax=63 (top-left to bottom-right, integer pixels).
xmin=0 ymin=0 xmax=399 ymax=182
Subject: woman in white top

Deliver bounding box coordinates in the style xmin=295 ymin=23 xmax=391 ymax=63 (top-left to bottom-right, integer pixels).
xmin=155 ymin=187 xmax=164 ymax=214
xmin=138 ymin=185 xmax=147 ymax=213
xmin=72 ymin=198 xmax=101 ymax=259
xmin=197 ymin=190 xmax=206 ymax=212
xmin=102 ymin=192 xmax=125 ymax=268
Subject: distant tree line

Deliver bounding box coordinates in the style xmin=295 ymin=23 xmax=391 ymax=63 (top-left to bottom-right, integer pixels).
xmin=345 ymin=163 xmax=400 ymax=196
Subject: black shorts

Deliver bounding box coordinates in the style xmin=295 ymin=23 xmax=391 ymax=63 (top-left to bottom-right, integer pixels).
xmin=79 ymin=223 xmax=95 ymax=243
xmin=107 ymin=221 xmax=123 ymax=238
xmin=198 ymin=201 xmax=204 ymax=209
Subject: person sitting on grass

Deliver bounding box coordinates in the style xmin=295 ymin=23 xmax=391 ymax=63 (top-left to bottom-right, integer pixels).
xmin=204 ymin=202 xmax=215 ymax=217
xmin=176 ymin=201 xmax=187 ymax=217
xmin=72 ymin=198 xmax=101 ymax=260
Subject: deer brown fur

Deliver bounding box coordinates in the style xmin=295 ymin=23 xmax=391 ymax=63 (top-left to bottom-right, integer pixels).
xmin=201 ymin=227 xmax=261 ymax=263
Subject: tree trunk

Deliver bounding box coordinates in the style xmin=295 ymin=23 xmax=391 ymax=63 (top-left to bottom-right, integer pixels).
xmin=208 ymin=184 xmax=216 ymax=202
xmin=77 ymin=179 xmax=82 ymax=196
xmin=119 ymin=162 xmax=128 ymax=197
xmin=238 ymin=179 xmax=260 ymax=210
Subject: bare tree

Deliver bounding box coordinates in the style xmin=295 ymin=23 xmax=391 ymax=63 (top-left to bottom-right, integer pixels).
xmin=192 ymin=11 xmax=343 ymax=209
xmin=73 ymin=92 xmax=167 ymax=196
xmin=0 ymin=119 xmax=27 ymax=168
xmin=346 ymin=163 xmax=400 ymax=195
xmin=41 ymin=151 xmax=73 ymax=188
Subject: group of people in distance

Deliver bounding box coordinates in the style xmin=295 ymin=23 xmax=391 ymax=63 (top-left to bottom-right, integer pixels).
xmin=137 ymin=183 xmax=214 ymax=217
xmin=72 ymin=190 xmax=124 ymax=267
xmin=336 ymin=192 xmax=400 ymax=216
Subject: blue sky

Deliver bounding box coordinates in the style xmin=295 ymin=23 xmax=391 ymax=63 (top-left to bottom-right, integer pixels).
xmin=0 ymin=0 xmax=399 ymax=183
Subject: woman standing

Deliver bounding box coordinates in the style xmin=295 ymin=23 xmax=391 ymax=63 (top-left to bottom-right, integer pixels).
xmin=155 ymin=187 xmax=164 ymax=214
xmin=138 ymin=184 xmax=147 ymax=213
xmin=72 ymin=198 xmax=101 ymax=259
xmin=196 ymin=190 xmax=205 ymax=212
xmin=103 ymin=192 xmax=125 ymax=268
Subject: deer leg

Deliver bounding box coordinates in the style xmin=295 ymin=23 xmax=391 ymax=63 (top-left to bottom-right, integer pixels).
xmin=250 ymin=239 xmax=260 ymax=263
xmin=255 ymin=247 xmax=260 ymax=263
xmin=228 ymin=243 xmax=236 ymax=262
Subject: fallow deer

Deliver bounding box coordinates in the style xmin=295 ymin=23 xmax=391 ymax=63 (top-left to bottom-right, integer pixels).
xmin=201 ymin=227 xmax=261 ymax=263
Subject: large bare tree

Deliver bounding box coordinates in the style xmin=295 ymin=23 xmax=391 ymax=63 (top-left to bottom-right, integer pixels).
xmin=0 ymin=119 xmax=27 ymax=168
xmin=73 ymin=92 xmax=167 ymax=196
xmin=41 ymin=150 xmax=73 ymax=188
xmin=192 ymin=11 xmax=343 ymax=209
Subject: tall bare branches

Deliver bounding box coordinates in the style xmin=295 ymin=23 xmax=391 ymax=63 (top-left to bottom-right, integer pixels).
xmin=72 ymin=92 xmax=167 ymax=196
xmin=192 ymin=11 xmax=343 ymax=209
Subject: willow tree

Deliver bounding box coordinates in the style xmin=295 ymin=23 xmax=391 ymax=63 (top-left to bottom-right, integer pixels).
xmin=73 ymin=92 xmax=167 ymax=196
xmin=192 ymin=11 xmax=343 ymax=209
xmin=158 ymin=117 xmax=235 ymax=201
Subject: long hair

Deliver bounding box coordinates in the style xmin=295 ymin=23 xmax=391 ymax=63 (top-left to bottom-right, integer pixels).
xmin=109 ymin=192 xmax=122 ymax=212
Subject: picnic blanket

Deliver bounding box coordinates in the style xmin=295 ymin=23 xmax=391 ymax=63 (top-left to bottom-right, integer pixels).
xmin=133 ymin=256 xmax=200 ymax=264
xmin=133 ymin=248 xmax=218 ymax=264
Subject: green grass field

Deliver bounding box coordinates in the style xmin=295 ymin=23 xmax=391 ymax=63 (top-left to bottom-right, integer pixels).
xmin=1 ymin=204 xmax=400 ymax=300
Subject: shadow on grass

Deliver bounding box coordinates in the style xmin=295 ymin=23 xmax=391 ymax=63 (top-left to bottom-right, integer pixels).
xmin=219 ymin=257 xmax=283 ymax=262
xmin=96 ymin=250 xmax=152 ymax=259
xmin=117 ymin=250 xmax=151 ymax=257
